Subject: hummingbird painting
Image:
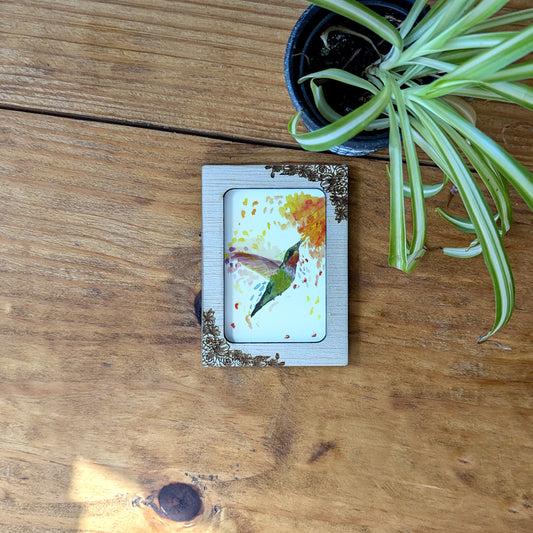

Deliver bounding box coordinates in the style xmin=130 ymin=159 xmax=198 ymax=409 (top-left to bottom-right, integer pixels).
xmin=229 ymin=241 xmax=302 ymax=317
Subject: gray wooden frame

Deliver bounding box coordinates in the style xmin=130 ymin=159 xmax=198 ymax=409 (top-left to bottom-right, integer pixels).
xmin=202 ymin=164 xmax=348 ymax=367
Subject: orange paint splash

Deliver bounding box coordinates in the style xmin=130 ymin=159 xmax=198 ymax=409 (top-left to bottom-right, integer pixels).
xmin=279 ymin=192 xmax=326 ymax=256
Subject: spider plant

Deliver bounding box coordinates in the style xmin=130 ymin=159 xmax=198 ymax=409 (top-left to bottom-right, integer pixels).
xmin=288 ymin=0 xmax=533 ymax=341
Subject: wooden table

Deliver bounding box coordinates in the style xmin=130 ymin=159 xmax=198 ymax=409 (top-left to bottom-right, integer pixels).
xmin=0 ymin=1 xmax=532 ymax=531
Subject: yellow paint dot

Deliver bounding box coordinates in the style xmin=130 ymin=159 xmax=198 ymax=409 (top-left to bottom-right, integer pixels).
xmin=234 ymin=230 xmax=238 ymax=236
xmin=310 ymin=307 xmax=314 ymax=315
xmin=252 ymin=243 xmax=258 ymax=250
xmin=315 ymin=296 xmax=320 ymax=304
xmin=243 ymin=230 xmax=249 ymax=236
xmin=241 ymin=210 xmax=245 ymax=218
xmin=243 ymin=198 xmax=248 ymax=206
xmin=307 ymin=296 xmax=310 ymax=302
xmin=262 ymin=229 xmax=267 ymax=236
xmin=267 ymin=223 xmax=270 ymax=230
xmin=238 ymin=237 xmax=245 ymax=242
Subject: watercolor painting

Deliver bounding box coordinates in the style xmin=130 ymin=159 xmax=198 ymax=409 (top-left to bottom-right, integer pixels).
xmin=224 ymin=188 xmax=326 ymax=343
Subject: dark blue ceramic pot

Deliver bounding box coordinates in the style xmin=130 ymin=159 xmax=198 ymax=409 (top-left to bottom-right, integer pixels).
xmin=284 ymin=0 xmax=418 ymax=156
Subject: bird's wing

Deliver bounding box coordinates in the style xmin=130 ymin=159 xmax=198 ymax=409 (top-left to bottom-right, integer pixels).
xmin=228 ymin=251 xmax=281 ymax=278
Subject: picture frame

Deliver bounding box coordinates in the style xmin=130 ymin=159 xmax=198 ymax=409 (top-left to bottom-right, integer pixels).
xmin=202 ymin=164 xmax=348 ymax=366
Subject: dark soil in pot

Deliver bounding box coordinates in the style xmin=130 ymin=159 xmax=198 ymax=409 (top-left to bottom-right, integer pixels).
xmin=285 ymin=0 xmax=418 ymax=156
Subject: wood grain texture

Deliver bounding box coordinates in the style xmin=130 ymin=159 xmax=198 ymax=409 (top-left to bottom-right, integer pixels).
xmin=0 ymin=110 xmax=532 ymax=532
xmin=0 ymin=0 xmax=532 ymax=166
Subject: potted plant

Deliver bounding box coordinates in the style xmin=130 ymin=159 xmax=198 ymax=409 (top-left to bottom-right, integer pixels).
xmin=285 ymin=0 xmax=423 ymax=155
xmin=286 ymin=0 xmax=533 ymax=341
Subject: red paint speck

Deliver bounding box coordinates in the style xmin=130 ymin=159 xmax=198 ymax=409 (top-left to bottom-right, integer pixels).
xmin=312 ymin=333 xmax=317 ymax=338
xmin=285 ymin=334 xmax=290 ymax=339
xmin=305 ymin=258 xmax=309 ymax=262
xmin=319 ymin=270 xmax=323 ymax=276
xmin=231 ymin=323 xmax=236 ymax=328
xmin=235 ymin=303 xmax=239 ymax=309
xmin=293 ymin=284 xmax=297 ymax=289
xmin=303 ymin=278 xmax=307 ymax=283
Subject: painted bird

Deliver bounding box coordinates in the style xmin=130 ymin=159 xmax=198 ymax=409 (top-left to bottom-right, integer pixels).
xmin=229 ymin=241 xmax=302 ymax=317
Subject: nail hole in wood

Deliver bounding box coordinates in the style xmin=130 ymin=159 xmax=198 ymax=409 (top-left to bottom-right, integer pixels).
xmin=194 ymin=291 xmax=202 ymax=325
xmin=158 ymin=482 xmax=202 ymax=522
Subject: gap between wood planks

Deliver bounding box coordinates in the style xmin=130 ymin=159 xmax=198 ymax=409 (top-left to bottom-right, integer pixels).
xmin=0 ymin=102 xmax=443 ymax=169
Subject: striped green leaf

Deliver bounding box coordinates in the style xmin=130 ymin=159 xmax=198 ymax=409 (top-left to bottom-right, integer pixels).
xmin=414 ymin=97 xmax=533 ymax=211
xmin=386 ymin=93 xmax=408 ymax=271
xmin=288 ymin=83 xmax=391 ymax=151
xmin=309 ymin=81 xmax=342 ymax=122
xmin=299 ymin=68 xmax=379 ymax=95
xmin=467 ymin=8 xmax=533 ymax=32
xmin=389 ymin=78 xmax=426 ymax=267
xmin=443 ymin=242 xmax=483 ymax=258
xmin=425 ymin=24 xmax=533 ymax=90
xmin=436 ymin=208 xmax=501 ymax=234
xmin=403 ymin=181 xmax=445 ymax=199
xmin=309 ymin=0 xmax=402 ymax=49
xmin=484 ymin=61 xmax=533 ymax=83
xmin=409 ymin=98 xmax=515 ymax=341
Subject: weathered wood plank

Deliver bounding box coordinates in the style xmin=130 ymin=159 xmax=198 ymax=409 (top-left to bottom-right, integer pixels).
xmin=0 ymin=0 xmax=531 ymax=166
xmin=0 ymin=110 xmax=532 ymax=532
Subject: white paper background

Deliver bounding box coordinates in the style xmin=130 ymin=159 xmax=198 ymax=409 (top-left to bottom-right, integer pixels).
xmin=224 ymin=188 xmax=326 ymax=343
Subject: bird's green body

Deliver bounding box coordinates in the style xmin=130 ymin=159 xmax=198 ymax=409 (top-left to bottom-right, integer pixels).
xmin=251 ymin=268 xmax=293 ymax=317
xmin=251 ymin=241 xmax=301 ymax=317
